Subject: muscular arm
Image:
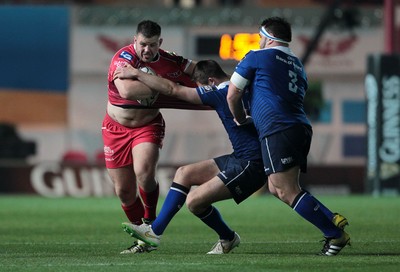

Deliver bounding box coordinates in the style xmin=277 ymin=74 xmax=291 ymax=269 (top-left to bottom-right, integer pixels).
xmin=114 ymin=77 xmax=158 ymax=100
xmin=115 ymin=65 xmax=202 ymax=105
xmin=227 ymin=82 xmax=247 ymax=125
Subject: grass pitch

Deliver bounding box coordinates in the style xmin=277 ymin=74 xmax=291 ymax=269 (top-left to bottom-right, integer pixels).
xmin=0 ymin=195 xmax=399 ymax=272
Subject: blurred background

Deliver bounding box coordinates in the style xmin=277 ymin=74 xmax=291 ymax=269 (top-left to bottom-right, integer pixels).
xmin=0 ymin=0 xmax=398 ymax=197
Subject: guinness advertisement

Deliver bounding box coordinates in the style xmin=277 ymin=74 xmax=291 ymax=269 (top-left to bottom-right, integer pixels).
xmin=0 ymin=162 xmax=115 ymax=197
xmin=365 ymin=54 xmax=400 ymax=195
xmin=0 ymin=162 xmax=178 ymax=197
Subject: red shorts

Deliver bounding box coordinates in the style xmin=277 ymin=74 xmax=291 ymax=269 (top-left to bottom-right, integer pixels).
xmin=101 ymin=113 xmax=165 ymax=169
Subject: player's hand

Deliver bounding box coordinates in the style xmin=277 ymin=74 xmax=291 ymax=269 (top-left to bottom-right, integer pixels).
xmin=234 ymin=115 xmax=253 ymax=126
xmin=113 ymin=64 xmax=138 ymax=80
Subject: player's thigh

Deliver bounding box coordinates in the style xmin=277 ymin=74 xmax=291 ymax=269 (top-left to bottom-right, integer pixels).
xmin=268 ymin=166 xmax=300 ymax=190
xmin=187 ymin=177 xmax=232 ymax=207
xmin=268 ymin=166 xmax=301 ymax=204
xmin=174 ymin=159 xmax=219 ymax=186
xmin=107 ymin=166 xmax=137 ymax=195
xmin=132 ymin=142 xmax=160 ymax=176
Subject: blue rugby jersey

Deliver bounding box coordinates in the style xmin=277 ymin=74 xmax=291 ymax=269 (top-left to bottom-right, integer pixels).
xmin=196 ymin=82 xmax=262 ymax=161
xmin=231 ymin=46 xmax=311 ymax=139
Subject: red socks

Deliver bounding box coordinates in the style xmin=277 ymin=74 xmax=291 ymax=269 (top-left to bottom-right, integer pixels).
xmin=139 ymin=184 xmax=159 ymax=221
xmin=121 ymin=198 xmax=144 ymax=225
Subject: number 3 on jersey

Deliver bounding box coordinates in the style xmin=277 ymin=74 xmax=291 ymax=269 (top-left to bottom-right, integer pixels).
xmin=288 ymin=70 xmax=298 ymax=93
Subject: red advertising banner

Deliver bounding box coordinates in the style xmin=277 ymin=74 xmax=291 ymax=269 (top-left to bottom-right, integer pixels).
xmin=0 ymin=162 xmax=115 ymax=197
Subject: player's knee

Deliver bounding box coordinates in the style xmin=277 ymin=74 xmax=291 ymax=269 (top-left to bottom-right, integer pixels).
xmin=115 ymin=186 xmax=135 ymax=204
xmin=268 ymin=183 xmax=278 ymax=197
xmin=276 ymin=189 xmax=301 ymax=206
xmin=268 ymin=184 xmax=291 ymax=205
xmin=174 ymin=165 xmax=191 ymax=181
xmin=186 ymin=193 xmax=201 ymax=214
xmin=135 ymin=168 xmax=156 ymax=185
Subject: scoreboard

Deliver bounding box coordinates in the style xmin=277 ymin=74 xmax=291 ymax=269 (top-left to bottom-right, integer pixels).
xmin=189 ymin=27 xmax=260 ymax=62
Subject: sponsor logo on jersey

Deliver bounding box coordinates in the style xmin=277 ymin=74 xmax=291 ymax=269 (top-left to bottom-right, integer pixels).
xmin=119 ymin=51 xmax=133 ymax=61
xmin=199 ymin=85 xmax=215 ymax=94
xmin=166 ymin=71 xmax=182 ymax=78
xmin=114 ymin=60 xmax=128 ymax=67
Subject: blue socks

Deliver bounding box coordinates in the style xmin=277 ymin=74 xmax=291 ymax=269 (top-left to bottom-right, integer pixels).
xmin=151 ymin=182 xmax=189 ymax=235
xmin=292 ymin=191 xmax=341 ymax=238
xmin=151 ymin=182 xmax=234 ymax=241
xmin=195 ymin=206 xmax=234 ymax=241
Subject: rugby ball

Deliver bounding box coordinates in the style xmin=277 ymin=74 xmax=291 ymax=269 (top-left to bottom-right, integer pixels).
xmin=139 ymin=66 xmax=156 ymax=75
xmin=137 ymin=66 xmax=159 ymax=106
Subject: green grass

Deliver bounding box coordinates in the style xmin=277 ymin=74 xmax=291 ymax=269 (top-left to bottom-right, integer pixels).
xmin=0 ymin=195 xmax=399 ymax=272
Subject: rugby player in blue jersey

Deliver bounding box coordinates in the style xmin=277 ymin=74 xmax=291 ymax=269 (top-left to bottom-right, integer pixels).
xmin=114 ymin=60 xmax=266 ymax=254
xmin=227 ymin=16 xmax=350 ymax=256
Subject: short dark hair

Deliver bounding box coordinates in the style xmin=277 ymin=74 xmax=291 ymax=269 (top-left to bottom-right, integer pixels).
xmin=261 ymin=17 xmax=292 ymax=43
xmin=192 ymin=60 xmax=229 ymax=84
xmin=136 ymin=20 xmax=161 ymax=38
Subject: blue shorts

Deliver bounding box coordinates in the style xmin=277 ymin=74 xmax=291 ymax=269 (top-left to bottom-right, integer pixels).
xmin=261 ymin=125 xmax=312 ymax=176
xmin=214 ymin=154 xmax=267 ymax=204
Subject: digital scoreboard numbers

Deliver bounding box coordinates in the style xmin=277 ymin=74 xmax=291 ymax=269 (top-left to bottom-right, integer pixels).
xmin=195 ymin=33 xmax=260 ymax=61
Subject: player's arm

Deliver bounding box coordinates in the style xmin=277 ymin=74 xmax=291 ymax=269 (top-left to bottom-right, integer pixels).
xmin=115 ymin=65 xmax=202 ymax=105
xmin=114 ymin=74 xmax=157 ymax=100
xmin=227 ymin=72 xmax=251 ymax=125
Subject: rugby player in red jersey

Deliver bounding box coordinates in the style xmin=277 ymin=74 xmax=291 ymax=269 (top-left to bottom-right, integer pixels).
xmin=102 ymin=20 xmax=207 ymax=254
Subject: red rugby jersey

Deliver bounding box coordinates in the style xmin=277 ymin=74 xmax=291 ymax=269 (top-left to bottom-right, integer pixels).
xmin=107 ymin=44 xmax=210 ymax=110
